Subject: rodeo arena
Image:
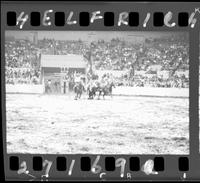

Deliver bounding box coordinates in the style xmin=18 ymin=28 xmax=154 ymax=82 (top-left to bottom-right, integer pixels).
xmin=6 ymin=31 xmax=189 ymax=154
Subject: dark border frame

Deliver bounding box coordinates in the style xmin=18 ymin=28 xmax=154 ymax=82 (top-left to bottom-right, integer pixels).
xmin=1 ymin=1 xmax=200 ymax=181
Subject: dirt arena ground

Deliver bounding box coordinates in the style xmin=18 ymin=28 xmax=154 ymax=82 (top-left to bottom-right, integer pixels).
xmin=6 ymin=94 xmax=189 ymax=154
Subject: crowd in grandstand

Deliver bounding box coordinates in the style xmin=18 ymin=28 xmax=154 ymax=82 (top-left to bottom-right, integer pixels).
xmin=115 ymin=74 xmax=189 ymax=88
xmin=5 ymin=34 xmax=189 ymax=88
xmin=5 ymin=39 xmax=41 ymax=84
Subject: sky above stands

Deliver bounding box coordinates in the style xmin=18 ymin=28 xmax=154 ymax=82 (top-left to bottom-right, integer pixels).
xmin=5 ymin=31 xmax=187 ymax=43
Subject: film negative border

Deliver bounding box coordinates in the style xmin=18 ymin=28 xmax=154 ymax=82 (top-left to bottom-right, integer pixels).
xmin=6 ymin=155 xmax=190 ymax=181
xmin=6 ymin=11 xmax=194 ymax=28
xmin=1 ymin=1 xmax=200 ymax=181
xmin=1 ymin=2 xmax=200 ymax=30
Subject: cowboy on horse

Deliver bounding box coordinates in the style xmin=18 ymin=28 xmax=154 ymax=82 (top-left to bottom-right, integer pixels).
xmin=73 ymin=74 xmax=85 ymax=100
xmin=87 ymin=80 xmax=98 ymax=99
xmin=87 ymin=76 xmax=115 ymax=100
xmin=98 ymin=77 xmax=115 ymax=99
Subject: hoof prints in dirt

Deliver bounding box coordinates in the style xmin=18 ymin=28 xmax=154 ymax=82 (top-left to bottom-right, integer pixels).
xmin=80 ymin=147 xmax=90 ymax=152
xmin=172 ymin=137 xmax=188 ymax=141
xmin=6 ymin=94 xmax=189 ymax=154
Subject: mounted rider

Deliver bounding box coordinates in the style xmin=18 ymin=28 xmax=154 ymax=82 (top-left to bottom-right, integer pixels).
xmin=73 ymin=73 xmax=85 ymax=100
xmin=87 ymin=79 xmax=98 ymax=99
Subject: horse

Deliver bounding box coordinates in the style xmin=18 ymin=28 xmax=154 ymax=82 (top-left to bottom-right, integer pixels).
xmin=87 ymin=80 xmax=115 ymax=100
xmin=97 ymin=81 xmax=115 ymax=99
xmin=87 ymin=81 xmax=98 ymax=99
xmin=107 ymin=81 xmax=115 ymax=98
xmin=73 ymin=81 xmax=85 ymax=100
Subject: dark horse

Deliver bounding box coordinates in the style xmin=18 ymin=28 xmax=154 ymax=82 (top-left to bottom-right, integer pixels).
xmin=87 ymin=81 xmax=98 ymax=99
xmin=73 ymin=82 xmax=85 ymax=100
xmin=97 ymin=81 xmax=115 ymax=99
xmin=87 ymin=81 xmax=115 ymax=100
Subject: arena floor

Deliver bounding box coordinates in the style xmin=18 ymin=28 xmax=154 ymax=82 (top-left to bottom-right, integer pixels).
xmin=6 ymin=94 xmax=189 ymax=154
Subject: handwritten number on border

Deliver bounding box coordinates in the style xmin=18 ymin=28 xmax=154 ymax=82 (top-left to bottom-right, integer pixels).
xmin=42 ymin=160 xmax=53 ymax=178
xmin=91 ymin=155 xmax=102 ymax=174
xmin=115 ymin=158 xmax=126 ymax=178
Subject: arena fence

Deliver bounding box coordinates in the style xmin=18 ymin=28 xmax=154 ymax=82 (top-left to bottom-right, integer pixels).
xmin=5 ymin=84 xmax=189 ymax=98
xmin=112 ymin=86 xmax=189 ymax=98
xmin=6 ymin=84 xmax=44 ymax=94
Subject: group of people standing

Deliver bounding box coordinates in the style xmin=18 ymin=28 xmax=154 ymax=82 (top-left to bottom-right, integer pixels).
xmin=44 ymin=72 xmax=115 ymax=100
xmin=73 ymin=73 xmax=115 ymax=100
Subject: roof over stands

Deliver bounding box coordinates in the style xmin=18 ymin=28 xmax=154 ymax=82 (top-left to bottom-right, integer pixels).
xmin=41 ymin=54 xmax=87 ymax=68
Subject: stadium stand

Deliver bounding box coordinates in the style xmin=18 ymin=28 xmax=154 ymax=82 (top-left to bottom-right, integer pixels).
xmin=5 ymin=35 xmax=189 ymax=88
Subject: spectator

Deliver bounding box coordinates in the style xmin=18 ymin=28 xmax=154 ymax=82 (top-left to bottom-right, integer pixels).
xmin=5 ymin=35 xmax=189 ymax=88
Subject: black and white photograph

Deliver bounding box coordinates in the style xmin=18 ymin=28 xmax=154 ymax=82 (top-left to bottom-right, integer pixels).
xmin=198 ymin=35 xmax=200 ymax=154
xmin=5 ymin=31 xmax=189 ymax=154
